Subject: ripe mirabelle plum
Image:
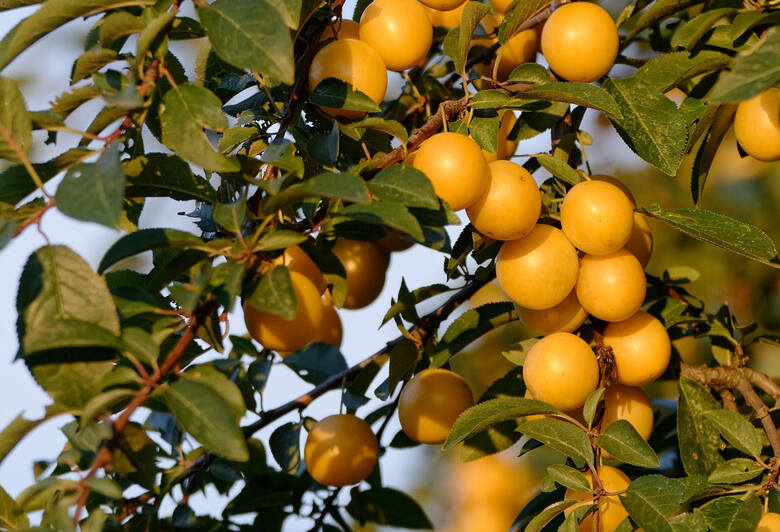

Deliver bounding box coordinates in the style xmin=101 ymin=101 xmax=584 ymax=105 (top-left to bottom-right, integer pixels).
xmin=359 ymin=0 xmax=433 ymax=71
xmin=425 ymin=4 xmax=466 ymax=29
xmin=321 ymin=19 xmax=360 ymax=41
xmin=244 ymin=271 xmax=324 ymax=353
xmin=523 ymin=332 xmax=599 ymax=411
xmin=375 ymin=231 xmax=414 ymax=254
xmin=734 ymin=88 xmax=780 ymax=162
xmin=419 ymin=0 xmax=466 ymax=11
xmin=494 ymin=28 xmax=538 ymax=81
xmin=561 ymin=180 xmax=634 ymax=255
xmin=303 ymin=414 xmax=378 ymax=486
xmin=482 ymin=110 xmax=519 ymax=162
xmin=518 ymin=289 xmax=587 ymax=335
xmin=564 ymin=466 xmax=631 ymax=532
xmin=413 ymin=132 xmax=490 ymax=211
xmin=496 ymin=224 xmax=579 ymax=310
xmin=308 ymin=39 xmax=387 ymax=119
xmin=603 ymin=311 xmax=671 ymax=386
xmin=466 ymin=160 xmax=541 ymax=241
xmin=331 ymin=238 xmax=389 ymax=309
xmin=600 ymin=383 xmax=653 ymax=441
xmin=311 ymin=296 xmax=343 ymax=347
xmin=576 ymin=250 xmax=646 ymax=322
xmin=278 ymin=244 xmax=327 ymax=293
xmin=541 ymin=2 xmax=618 ymax=82
xmin=399 ymin=368 xmax=474 ymax=444
xmin=490 ymin=0 xmax=513 ymax=15
xmin=757 ymin=513 xmax=780 ymax=532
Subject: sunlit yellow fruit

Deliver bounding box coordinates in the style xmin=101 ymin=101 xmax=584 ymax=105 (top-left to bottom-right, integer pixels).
xmin=495 ymin=28 xmax=538 ymax=80
xmin=734 ymin=88 xmax=780 ymax=162
xmin=375 ymin=231 xmax=414 ymax=254
xmin=519 ymin=289 xmax=587 ymax=335
xmin=523 ymin=332 xmax=599 ymax=411
xmin=413 ymin=132 xmax=490 ymax=211
xmin=303 ymin=414 xmax=378 ymax=486
xmin=308 ymin=39 xmax=387 ymax=118
xmin=624 ymin=213 xmax=653 ymax=268
xmin=466 ymin=160 xmax=541 ymax=241
xmin=359 ymin=0 xmax=433 ymax=71
xmin=576 ymin=250 xmax=646 ymax=322
xmin=482 ymin=110 xmax=519 ymax=161
xmin=425 ymin=4 xmax=466 ymax=29
xmin=321 ymin=19 xmax=361 ymax=41
xmin=419 ymin=0 xmax=467 ymax=11
xmin=278 ymin=244 xmax=326 ymax=293
xmin=331 ymin=239 xmax=388 ymax=309
xmin=310 ymin=297 xmax=343 ymax=347
xmin=564 ymin=466 xmax=630 ymax=532
xmin=244 ymin=271 xmax=324 ymax=352
xmin=561 ymin=180 xmax=634 ymax=255
xmin=497 ymin=224 xmax=579 ymax=310
xmin=399 ymin=368 xmax=474 ymax=444
xmin=757 ymin=513 xmax=780 ymax=532
xmin=601 ymin=384 xmax=653 ymax=441
xmin=490 ymin=0 xmax=513 ymax=15
xmin=591 ymin=175 xmax=635 ymax=205
xmin=541 ymin=2 xmax=618 ymax=82
xmin=603 ymin=311 xmax=671 ymax=386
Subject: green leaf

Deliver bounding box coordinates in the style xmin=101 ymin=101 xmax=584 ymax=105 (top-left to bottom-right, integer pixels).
xmin=55 ymin=143 xmax=125 ymax=228
xmin=677 ymin=376 xmax=724 ymax=476
xmin=340 ymin=117 xmax=409 ymax=144
xmin=183 ymin=365 xmax=245 ymax=419
xmin=546 ymin=464 xmax=590 ymax=492
xmin=671 ymin=9 xmax=735 ymax=50
xmin=346 ymin=487 xmax=433 ymax=529
xmin=620 ymin=475 xmax=684 ymax=532
xmin=80 ymin=388 xmax=135 ymax=427
xmin=86 ymin=477 xmax=122 ymax=499
xmin=523 ymin=500 xmax=576 ymax=532
xmin=0 ymin=405 xmax=69 ymax=465
xmin=688 ymin=104 xmax=736 ymax=205
xmin=388 ymin=339 xmax=419 ymax=396
xmin=98 ymin=228 xmax=203 ymax=273
xmin=703 ymin=409 xmax=763 ymax=458
xmin=707 ymin=458 xmax=764 ymax=484
xmin=98 ymin=11 xmax=143 ymax=45
xmin=470 ymin=114 xmax=500 ymax=153
xmin=124 ymin=153 xmax=217 ymax=202
xmin=582 ymin=388 xmax=605 ymax=428
xmin=0 ymin=219 xmax=17 ymax=251
xmin=536 ymin=154 xmax=581 ymax=185
xmin=696 ymin=494 xmax=762 ymax=532
xmin=248 ymin=265 xmax=297 ymax=320
xmin=513 ymin=83 xmax=622 ymax=119
xmin=198 ymin=0 xmax=293 ymax=84
xmin=162 ymin=378 xmax=249 ymax=461
xmin=516 ymin=418 xmax=593 ymax=464
xmin=264 ymin=171 xmax=371 ymax=212
xmin=160 ymin=82 xmax=238 ymax=172
xmin=0 ymin=77 xmax=32 ymax=162
xmin=274 ymin=0 xmax=302 ymax=28
xmin=214 ymin=198 xmax=247 ymax=234
xmin=604 ymin=77 xmax=687 ymax=175
xmin=625 ymin=50 xmax=731 ymax=93
xmin=0 ymin=484 xmax=29 ymax=528
xmin=443 ymin=397 xmax=559 ymax=450
xmin=641 ymin=205 xmax=780 ymax=268
xmin=135 ymin=9 xmax=176 ymax=70
xmin=368 ymin=165 xmax=439 ymax=210
xmin=309 ymin=78 xmax=381 ymax=113
xmin=341 ymin=202 xmax=424 ymax=241
xmin=508 ymin=63 xmax=550 ymax=84
xmin=710 ymin=28 xmax=780 ymax=103
xmin=597 ymin=420 xmax=660 ymax=468
xmin=0 ymin=147 xmax=92 ymax=204
xmin=454 ymin=1 xmax=490 ymax=75
xmin=0 ymin=0 xmax=153 ymax=72
xmin=499 ymin=0 xmax=552 ymax=44
xmin=256 ymin=230 xmax=307 ymax=251
xmin=622 ymin=0 xmax=699 ymax=39
xmin=512 ymin=101 xmax=569 ymax=140
xmin=471 ymin=90 xmax=510 ymax=110
xmin=269 ymin=421 xmax=301 ymax=474
xmin=282 ymin=343 xmax=348 ymax=385
xmin=260 ymin=139 xmax=304 ymax=176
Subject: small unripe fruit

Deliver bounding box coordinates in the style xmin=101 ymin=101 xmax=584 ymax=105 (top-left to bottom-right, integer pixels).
xmin=309 ymin=39 xmax=387 ymax=119
xmin=331 ymin=239 xmax=389 ymax=309
xmin=734 ymin=88 xmax=780 ymax=162
xmin=321 ymin=19 xmax=360 ymax=41
xmin=360 ymin=0 xmax=433 ymax=71
xmin=244 ymin=271 xmax=324 ymax=352
xmin=757 ymin=513 xmax=780 ymax=532
xmin=419 ymin=0 xmax=466 ymax=11
xmin=497 ymin=224 xmax=579 ymax=310
xmin=425 ymin=4 xmax=466 ymax=29
xmin=413 ymin=132 xmax=490 ymax=211
xmin=564 ymin=466 xmax=630 ymax=532
xmin=399 ymin=368 xmax=474 ymax=444
xmin=519 ymin=289 xmax=587 ymax=335
xmin=603 ymin=311 xmax=671 ymax=386
xmin=541 ymin=3 xmax=618 ymax=82
xmin=601 ymin=383 xmax=653 ymax=441
xmin=523 ymin=332 xmax=599 ymax=411
xmin=482 ymin=110 xmax=519 ymax=162
xmin=311 ymin=296 xmax=343 ymax=348
xmin=278 ymin=244 xmax=326 ymax=293
xmin=494 ymin=28 xmax=538 ymax=81
xmin=561 ymin=180 xmax=634 ymax=255
xmin=466 ymin=160 xmax=541 ymax=241
xmin=304 ymin=414 xmax=378 ymax=486
xmin=576 ymin=250 xmax=646 ymax=322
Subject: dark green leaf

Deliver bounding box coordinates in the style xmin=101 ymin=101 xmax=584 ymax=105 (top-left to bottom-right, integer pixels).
xmin=641 ymin=205 xmax=780 ymax=268
xmin=703 ymin=409 xmax=763 ymax=458
xmin=598 ymin=420 xmax=660 ymax=468
xmin=256 ymin=230 xmax=307 ymax=251
xmin=213 ymin=198 xmax=246 ymax=234
xmin=368 ymin=165 xmax=439 ymax=210
xmin=269 ymin=422 xmax=301 ymax=474
xmin=264 ymin=171 xmax=370 ymax=211
xmin=309 ymin=78 xmax=381 ymax=113
xmin=516 ymin=418 xmax=593 ymax=464
xmin=0 ymin=405 xmax=68 ymax=466
xmin=0 ymin=219 xmax=17 ymax=251
xmin=198 ymin=0 xmax=293 ymax=83
xmin=454 ymin=1 xmax=490 ymax=74
xmin=626 ymin=50 xmax=731 ymax=93
xmin=707 ymin=458 xmax=764 ymax=484
xmin=499 ymin=0 xmax=552 ymax=44
xmin=274 ymin=0 xmax=302 ymax=28
xmin=98 ymin=228 xmax=203 ymax=273
xmin=0 ymin=77 xmax=32 ymax=162
xmin=282 ymin=343 xmax=348 ymax=385
xmin=183 ymin=365 xmax=245 ymax=419
xmin=710 ymin=28 xmax=780 ymax=103
xmin=124 ymin=153 xmax=217 ymax=202
xmin=346 ymin=487 xmax=432 ymax=529
xmin=508 ymin=63 xmax=550 ymax=84
xmin=470 ymin=114 xmax=500 ymax=153
xmin=546 ymin=464 xmax=590 ymax=492
xmin=471 ymin=90 xmax=510 ymax=110
xmin=388 ymin=339 xmax=419 ymax=396
xmin=340 ymin=117 xmax=408 ymax=144
xmin=620 ymin=475 xmax=684 ymax=532
xmin=260 ymin=139 xmax=304 ymax=176
xmin=248 ymin=265 xmax=297 ymax=320
xmin=677 ymin=376 xmax=724 ymax=476
xmin=513 ymin=82 xmax=622 ymax=119
xmin=523 ymin=500 xmax=576 ymax=532
xmin=696 ymin=494 xmax=762 ymax=532
xmin=671 ymin=9 xmax=735 ymax=50
xmin=341 ymin=202 xmax=424 ymax=241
